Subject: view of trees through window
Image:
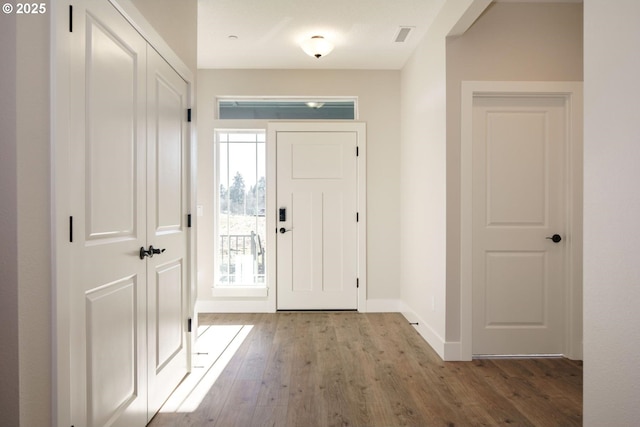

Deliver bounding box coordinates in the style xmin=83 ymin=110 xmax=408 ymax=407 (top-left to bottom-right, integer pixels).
xmin=216 ymin=131 xmax=266 ymax=286
xmin=219 ymin=173 xmax=266 ymax=216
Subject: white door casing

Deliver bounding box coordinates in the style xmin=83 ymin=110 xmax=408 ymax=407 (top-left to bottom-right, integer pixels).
xmin=67 ymin=1 xmax=192 ymax=425
xmin=270 ymin=122 xmax=366 ymax=311
xmin=460 ymin=81 xmax=583 ymax=361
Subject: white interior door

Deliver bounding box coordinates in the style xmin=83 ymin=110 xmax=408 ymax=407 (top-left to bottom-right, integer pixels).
xmin=70 ymin=1 xmax=148 ymax=425
xmin=472 ymin=95 xmax=567 ymax=355
xmin=145 ymin=46 xmax=189 ymax=418
xmin=275 ymin=126 xmax=359 ymax=310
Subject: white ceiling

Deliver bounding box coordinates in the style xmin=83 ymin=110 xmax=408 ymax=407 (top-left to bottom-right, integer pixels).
xmin=197 ymin=0 xmax=446 ymax=70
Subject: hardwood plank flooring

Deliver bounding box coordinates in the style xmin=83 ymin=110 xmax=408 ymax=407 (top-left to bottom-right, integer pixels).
xmin=148 ymin=312 xmax=582 ymax=427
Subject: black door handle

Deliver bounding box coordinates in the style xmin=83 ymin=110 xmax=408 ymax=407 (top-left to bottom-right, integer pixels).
xmin=148 ymin=245 xmax=165 ymax=255
xmin=139 ymin=245 xmax=166 ymax=259
xmin=279 ymin=227 xmax=291 ymax=234
xmin=546 ymin=234 xmax=562 ymax=243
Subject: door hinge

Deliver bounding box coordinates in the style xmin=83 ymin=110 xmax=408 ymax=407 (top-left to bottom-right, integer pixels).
xmin=357 ymin=278 xmax=359 ymax=288
xmin=356 ymin=146 xmax=359 ymax=157
xmin=187 ymin=213 xmax=192 ymax=228
xmin=69 ymin=5 xmax=73 ymax=32
xmin=187 ymin=108 xmax=192 ymax=122
xmin=69 ymin=216 xmax=73 ymax=242
xmin=356 ymin=212 xmax=359 ymax=222
xmin=187 ymin=317 xmax=192 ymax=333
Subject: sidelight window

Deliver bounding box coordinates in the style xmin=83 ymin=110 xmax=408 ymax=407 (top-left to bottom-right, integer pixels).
xmin=215 ymin=130 xmax=266 ymax=288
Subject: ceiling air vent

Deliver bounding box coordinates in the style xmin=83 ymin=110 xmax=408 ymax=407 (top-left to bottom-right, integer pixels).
xmin=394 ymin=26 xmax=414 ymax=43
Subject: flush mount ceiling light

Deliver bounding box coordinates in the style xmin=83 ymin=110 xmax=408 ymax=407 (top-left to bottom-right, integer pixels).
xmin=301 ymin=35 xmax=334 ymax=59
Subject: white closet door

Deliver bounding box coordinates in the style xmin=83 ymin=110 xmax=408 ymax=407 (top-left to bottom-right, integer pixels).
xmin=145 ymin=46 xmax=189 ymax=419
xmin=69 ymin=1 xmax=148 ymax=425
xmin=69 ymin=1 xmax=191 ymax=426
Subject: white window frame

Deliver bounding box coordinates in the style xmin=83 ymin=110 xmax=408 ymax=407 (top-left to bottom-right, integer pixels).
xmin=212 ymin=122 xmax=268 ymax=298
xmin=216 ymin=96 xmax=359 ymax=120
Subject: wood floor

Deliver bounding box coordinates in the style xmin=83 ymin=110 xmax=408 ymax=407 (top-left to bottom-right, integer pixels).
xmin=148 ymin=312 xmax=582 ymax=427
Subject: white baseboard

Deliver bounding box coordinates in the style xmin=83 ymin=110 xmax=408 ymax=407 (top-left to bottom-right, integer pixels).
xmin=443 ymin=341 xmax=465 ymax=361
xmin=400 ymin=307 xmax=467 ymax=361
xmin=401 ymin=309 xmax=445 ymax=360
xmin=196 ymin=299 xmax=274 ymax=313
xmin=197 ymin=298 xmax=408 ymax=314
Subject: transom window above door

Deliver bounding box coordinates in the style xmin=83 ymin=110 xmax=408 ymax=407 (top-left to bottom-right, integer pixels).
xmin=215 ymin=130 xmax=266 ymax=289
xmin=217 ymin=97 xmax=357 ymax=120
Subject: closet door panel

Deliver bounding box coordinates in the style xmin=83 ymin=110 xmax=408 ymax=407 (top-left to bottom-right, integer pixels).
xmin=70 ymin=1 xmax=147 ymax=425
xmin=146 ymin=46 xmax=190 ymax=419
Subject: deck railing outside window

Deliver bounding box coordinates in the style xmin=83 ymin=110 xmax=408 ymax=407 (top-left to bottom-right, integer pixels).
xmin=218 ymin=232 xmax=265 ymax=284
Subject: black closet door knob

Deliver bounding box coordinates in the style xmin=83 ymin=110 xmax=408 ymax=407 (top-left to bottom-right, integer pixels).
xmin=546 ymin=234 xmax=562 ymax=243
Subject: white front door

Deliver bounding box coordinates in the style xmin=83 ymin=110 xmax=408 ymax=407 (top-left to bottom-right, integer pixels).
xmin=274 ymin=124 xmax=361 ymax=310
xmin=145 ymin=46 xmax=189 ymax=418
xmin=472 ymin=95 xmax=567 ymax=355
xmin=69 ymin=1 xmax=189 ymax=425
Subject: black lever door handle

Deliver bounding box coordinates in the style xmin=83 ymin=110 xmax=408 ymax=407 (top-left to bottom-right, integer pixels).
xmin=546 ymin=234 xmax=562 ymax=243
xmin=148 ymin=245 xmax=165 ymax=255
xmin=140 ymin=245 xmax=166 ymax=259
xmin=140 ymin=246 xmax=150 ymax=259
xmin=279 ymin=227 xmax=292 ymax=234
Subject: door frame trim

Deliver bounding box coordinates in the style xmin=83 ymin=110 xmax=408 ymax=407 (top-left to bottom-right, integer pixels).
xmin=51 ymin=1 xmax=196 ymax=425
xmin=267 ymin=122 xmax=367 ymax=311
xmin=460 ymin=81 xmax=583 ymax=361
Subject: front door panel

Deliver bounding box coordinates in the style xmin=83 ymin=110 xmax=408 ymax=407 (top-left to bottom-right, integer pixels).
xmin=276 ymin=130 xmax=358 ymax=310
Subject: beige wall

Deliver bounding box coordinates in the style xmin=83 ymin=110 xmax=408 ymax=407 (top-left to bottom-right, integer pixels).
xmin=583 ymin=1 xmax=640 ymax=424
xmin=130 ymin=0 xmax=197 ymax=73
xmin=399 ymin=0 xmax=582 ymax=357
xmin=0 ymin=6 xmax=20 ymax=426
xmin=0 ymin=2 xmax=52 ymax=425
xmin=196 ymin=69 xmax=401 ymax=309
xmin=444 ymin=2 xmax=583 ymax=341
xmin=399 ymin=0 xmax=485 ymax=356
xmin=16 ymin=9 xmax=52 ymax=426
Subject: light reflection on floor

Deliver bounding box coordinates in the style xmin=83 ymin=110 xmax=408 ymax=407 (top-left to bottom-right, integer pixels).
xmin=159 ymin=324 xmax=254 ymax=413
